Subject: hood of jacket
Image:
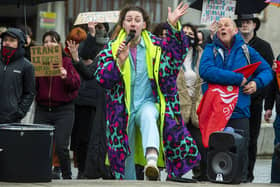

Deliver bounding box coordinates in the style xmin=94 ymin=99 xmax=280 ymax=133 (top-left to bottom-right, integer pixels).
xmin=1 ymin=28 xmax=26 ymax=62
xmin=1 ymin=28 xmax=26 ymax=47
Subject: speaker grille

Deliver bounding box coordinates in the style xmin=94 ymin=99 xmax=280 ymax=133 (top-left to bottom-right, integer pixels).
xmin=211 ymin=152 xmax=233 ymax=176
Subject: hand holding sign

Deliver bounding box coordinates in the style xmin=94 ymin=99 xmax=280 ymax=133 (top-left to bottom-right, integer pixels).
xmin=88 ymin=22 xmax=98 ymax=37
xmin=60 ymin=67 xmax=67 ymax=79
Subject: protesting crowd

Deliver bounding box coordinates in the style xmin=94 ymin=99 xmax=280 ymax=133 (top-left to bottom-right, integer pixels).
xmin=0 ymin=1 xmax=279 ymax=184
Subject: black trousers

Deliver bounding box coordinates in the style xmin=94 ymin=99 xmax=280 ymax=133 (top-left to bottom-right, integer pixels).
xmin=34 ymin=103 xmax=74 ymax=179
xmin=72 ymin=105 xmax=96 ymax=173
xmin=186 ymin=121 xmax=207 ymax=178
xmin=226 ymin=118 xmax=250 ymax=182
xmin=248 ymin=100 xmax=263 ymax=181
xmin=83 ymin=102 xmax=112 ymax=179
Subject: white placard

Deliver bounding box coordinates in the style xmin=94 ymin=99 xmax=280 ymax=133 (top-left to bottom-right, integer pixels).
xmin=200 ymin=0 xmax=236 ymax=25
xmin=74 ymin=11 xmax=120 ymax=25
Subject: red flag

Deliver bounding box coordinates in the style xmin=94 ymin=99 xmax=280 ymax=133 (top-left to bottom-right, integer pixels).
xmin=234 ymin=61 xmax=261 ymax=78
xmin=197 ymin=62 xmax=261 ymax=147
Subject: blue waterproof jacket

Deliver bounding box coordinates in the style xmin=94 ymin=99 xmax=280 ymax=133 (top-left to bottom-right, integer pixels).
xmin=199 ymin=33 xmax=272 ymax=119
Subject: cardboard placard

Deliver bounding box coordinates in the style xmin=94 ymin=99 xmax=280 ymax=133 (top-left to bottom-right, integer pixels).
xmin=30 ymin=45 xmax=62 ymax=77
xmin=74 ymin=10 xmax=120 ymax=25
xmin=200 ymin=0 xmax=236 ymax=25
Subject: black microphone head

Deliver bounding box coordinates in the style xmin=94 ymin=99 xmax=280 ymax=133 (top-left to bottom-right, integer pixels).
xmin=125 ymin=30 xmax=136 ymax=45
xmin=128 ymin=30 xmax=136 ymax=37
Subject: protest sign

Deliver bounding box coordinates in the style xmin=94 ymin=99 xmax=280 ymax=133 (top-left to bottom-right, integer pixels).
xmin=30 ymin=45 xmax=62 ymax=77
xmin=200 ymin=0 xmax=236 ymax=25
xmin=74 ymin=10 xmax=120 ymax=25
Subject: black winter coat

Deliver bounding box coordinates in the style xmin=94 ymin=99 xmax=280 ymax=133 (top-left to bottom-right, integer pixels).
xmin=265 ymin=54 xmax=280 ymax=114
xmin=72 ymin=33 xmax=112 ymax=178
xmin=0 ymin=56 xmax=35 ymax=123
xmin=248 ymin=35 xmax=274 ymax=102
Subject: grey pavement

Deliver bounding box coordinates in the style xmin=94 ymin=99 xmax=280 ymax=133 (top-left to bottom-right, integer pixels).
xmin=0 ymin=180 xmax=278 ymax=187
xmin=0 ymin=159 xmax=275 ymax=187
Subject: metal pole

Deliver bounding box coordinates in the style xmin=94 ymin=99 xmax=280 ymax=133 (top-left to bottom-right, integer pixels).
xmin=24 ymin=0 xmax=27 ymax=37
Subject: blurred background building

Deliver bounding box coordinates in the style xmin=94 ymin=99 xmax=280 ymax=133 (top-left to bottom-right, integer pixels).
xmin=0 ymin=0 xmax=279 ymax=55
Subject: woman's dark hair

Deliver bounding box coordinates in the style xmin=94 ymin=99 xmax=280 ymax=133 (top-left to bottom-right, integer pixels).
xmin=42 ymin=30 xmax=61 ymax=44
xmin=182 ymin=23 xmax=199 ymax=47
xmin=42 ymin=30 xmax=67 ymax=57
xmin=152 ymin=22 xmax=166 ymax=38
xmin=197 ymin=30 xmax=205 ymax=42
xmin=111 ymin=5 xmax=151 ymax=40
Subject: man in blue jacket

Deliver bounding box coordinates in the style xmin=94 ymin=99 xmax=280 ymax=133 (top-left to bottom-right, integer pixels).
xmin=199 ymin=17 xmax=272 ymax=182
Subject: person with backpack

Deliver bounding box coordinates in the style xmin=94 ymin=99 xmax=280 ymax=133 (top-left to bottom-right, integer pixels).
xmin=235 ymin=14 xmax=275 ymax=182
xmin=199 ymin=17 xmax=272 ymax=182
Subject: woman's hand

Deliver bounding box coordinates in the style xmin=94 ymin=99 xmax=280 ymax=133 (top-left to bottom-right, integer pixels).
xmin=116 ymin=41 xmax=130 ymax=67
xmin=60 ymin=67 xmax=67 ymax=79
xmin=167 ymin=2 xmax=189 ymax=27
xmin=88 ymin=21 xmax=98 ymax=37
xmin=66 ymin=40 xmax=79 ymax=62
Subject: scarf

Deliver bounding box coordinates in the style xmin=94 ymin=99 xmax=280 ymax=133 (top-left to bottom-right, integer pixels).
xmin=2 ymin=46 xmax=17 ymax=65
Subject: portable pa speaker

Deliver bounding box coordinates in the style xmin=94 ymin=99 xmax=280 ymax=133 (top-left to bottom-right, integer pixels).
xmin=207 ymin=131 xmax=246 ymax=184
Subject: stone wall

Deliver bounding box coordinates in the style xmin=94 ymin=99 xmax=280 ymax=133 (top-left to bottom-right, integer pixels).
xmin=257 ymin=123 xmax=274 ymax=157
xmin=258 ymin=6 xmax=280 ymax=57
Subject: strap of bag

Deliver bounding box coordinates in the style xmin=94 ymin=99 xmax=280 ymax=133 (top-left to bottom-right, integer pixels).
xmin=242 ymin=44 xmax=251 ymax=65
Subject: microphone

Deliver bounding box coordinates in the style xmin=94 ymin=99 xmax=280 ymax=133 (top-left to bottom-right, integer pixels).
xmin=116 ymin=30 xmax=136 ymax=58
xmin=124 ymin=30 xmax=136 ymax=45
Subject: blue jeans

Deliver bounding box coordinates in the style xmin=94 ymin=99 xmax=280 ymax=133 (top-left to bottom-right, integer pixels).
xmin=271 ymin=115 xmax=280 ymax=183
xmin=124 ymin=102 xmax=159 ymax=179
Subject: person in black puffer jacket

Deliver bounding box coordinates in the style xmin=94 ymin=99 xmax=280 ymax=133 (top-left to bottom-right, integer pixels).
xmin=0 ymin=27 xmax=35 ymax=123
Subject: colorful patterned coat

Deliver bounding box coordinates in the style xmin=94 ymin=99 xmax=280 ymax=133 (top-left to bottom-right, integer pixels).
xmin=95 ymin=22 xmax=201 ymax=179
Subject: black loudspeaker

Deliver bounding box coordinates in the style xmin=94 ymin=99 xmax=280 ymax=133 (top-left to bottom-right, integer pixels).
xmin=0 ymin=123 xmax=54 ymax=182
xmin=207 ymin=131 xmax=245 ymax=184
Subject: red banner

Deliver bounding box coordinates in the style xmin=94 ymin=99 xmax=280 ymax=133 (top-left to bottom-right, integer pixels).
xmin=197 ymin=62 xmax=261 ymax=147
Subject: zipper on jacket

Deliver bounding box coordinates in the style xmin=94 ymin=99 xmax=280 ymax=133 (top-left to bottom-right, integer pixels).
xmin=4 ymin=65 xmax=7 ymax=71
xmin=48 ymin=77 xmax=53 ymax=112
